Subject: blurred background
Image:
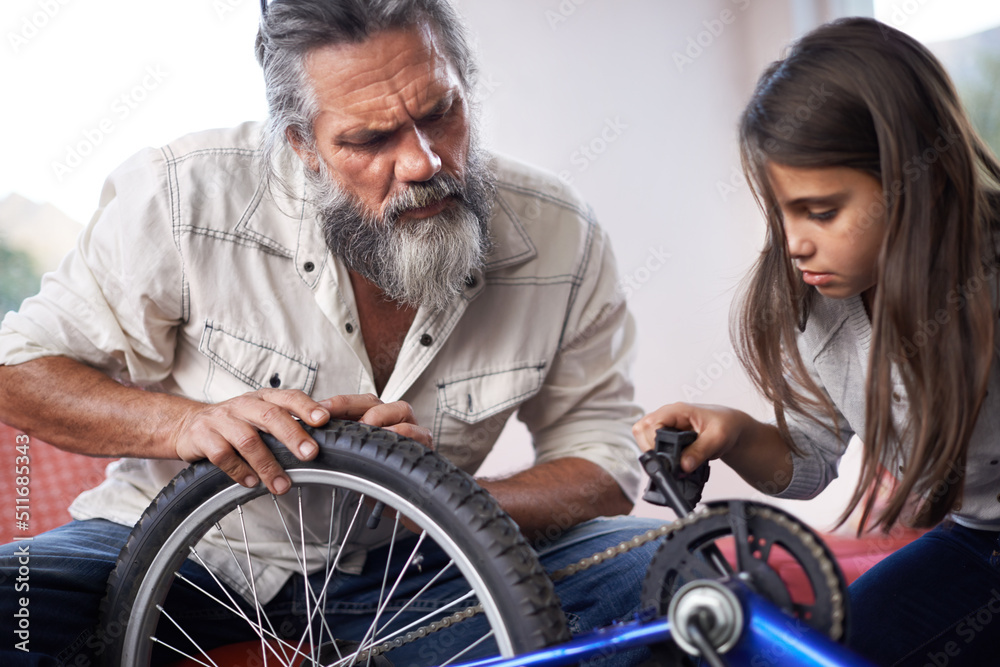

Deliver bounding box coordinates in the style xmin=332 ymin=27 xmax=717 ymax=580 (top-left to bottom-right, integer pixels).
xmin=2 ymin=0 xmax=999 ymax=532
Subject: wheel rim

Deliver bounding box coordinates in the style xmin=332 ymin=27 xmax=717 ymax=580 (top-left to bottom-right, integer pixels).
xmin=120 ymin=467 xmax=520 ymax=666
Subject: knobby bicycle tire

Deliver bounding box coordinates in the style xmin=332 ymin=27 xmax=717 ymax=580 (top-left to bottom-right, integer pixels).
xmin=97 ymin=419 xmax=569 ymax=666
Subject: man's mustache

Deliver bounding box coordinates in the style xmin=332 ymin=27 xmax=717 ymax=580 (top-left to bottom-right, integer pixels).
xmin=382 ymin=174 xmax=465 ymax=224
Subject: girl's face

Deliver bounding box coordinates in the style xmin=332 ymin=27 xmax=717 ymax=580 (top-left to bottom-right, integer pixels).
xmin=767 ymin=162 xmax=887 ymax=301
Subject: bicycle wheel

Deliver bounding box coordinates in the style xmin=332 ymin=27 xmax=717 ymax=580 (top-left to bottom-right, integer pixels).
xmin=98 ymin=420 xmax=569 ymax=666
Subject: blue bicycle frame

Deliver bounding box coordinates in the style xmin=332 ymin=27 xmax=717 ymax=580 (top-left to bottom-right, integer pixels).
xmin=452 ymin=577 xmax=874 ymax=667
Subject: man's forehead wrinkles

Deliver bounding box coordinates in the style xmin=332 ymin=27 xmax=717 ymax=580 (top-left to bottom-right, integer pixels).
xmin=330 ymin=79 xmax=455 ymax=137
xmin=339 ymin=55 xmax=447 ymax=104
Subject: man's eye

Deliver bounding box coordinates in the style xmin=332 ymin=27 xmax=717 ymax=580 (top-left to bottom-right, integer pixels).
xmin=339 ymin=137 xmax=385 ymax=152
xmin=423 ymin=104 xmax=453 ymax=124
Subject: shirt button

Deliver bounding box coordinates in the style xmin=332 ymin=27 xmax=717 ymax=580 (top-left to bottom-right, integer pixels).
xmin=419 ymin=333 xmax=433 ymax=346
xmin=345 ymin=323 xmax=354 ymax=334
xmin=892 ymin=391 xmax=902 ymax=402
xmin=269 ymin=373 xmax=281 ymax=388
xmin=303 ymin=261 xmax=315 ymax=272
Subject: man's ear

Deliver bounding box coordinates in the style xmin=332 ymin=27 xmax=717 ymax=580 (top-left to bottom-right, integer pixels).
xmin=286 ymin=127 xmax=320 ymax=172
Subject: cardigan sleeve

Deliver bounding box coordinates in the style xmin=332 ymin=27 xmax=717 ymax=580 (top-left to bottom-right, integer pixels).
xmin=771 ymin=326 xmax=858 ymax=500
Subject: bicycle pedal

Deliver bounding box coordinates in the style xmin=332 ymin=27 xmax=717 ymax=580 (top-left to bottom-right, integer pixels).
xmin=640 ymin=428 xmax=710 ymax=512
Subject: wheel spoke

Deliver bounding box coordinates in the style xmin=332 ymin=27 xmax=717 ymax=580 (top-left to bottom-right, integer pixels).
xmin=348 ymin=514 xmax=402 ymax=666
xmin=174 ymin=552 xmax=311 ymax=665
xmin=293 ymin=488 xmax=318 ymax=663
xmin=154 ymin=604 xmax=221 ymax=667
xmin=375 ymin=529 xmax=429 ymax=628
xmin=297 ymin=492 xmax=370 ymax=663
xmin=373 ymin=535 xmax=446 ymax=636
xmin=271 ymin=489 xmax=334 ymax=663
xmin=318 ymin=486 xmax=339 ymax=662
xmin=234 ymin=505 xmax=286 ymax=666
xmin=440 ymin=630 xmax=496 ymax=666
xmin=170 ymin=571 xmax=312 ymax=665
xmin=149 ymin=636 xmax=217 ymax=667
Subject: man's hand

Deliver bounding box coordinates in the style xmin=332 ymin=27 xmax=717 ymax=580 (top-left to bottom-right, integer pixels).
xmin=171 ymin=388 xmax=331 ymax=495
xmin=173 ymin=392 xmax=432 ymax=495
xmin=321 ymin=393 xmax=433 ymax=449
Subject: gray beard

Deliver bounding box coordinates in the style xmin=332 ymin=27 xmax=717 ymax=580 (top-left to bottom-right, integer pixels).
xmin=304 ymin=147 xmax=496 ymax=313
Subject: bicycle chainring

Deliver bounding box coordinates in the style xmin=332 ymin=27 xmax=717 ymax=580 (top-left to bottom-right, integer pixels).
xmin=640 ymin=501 xmax=849 ymax=664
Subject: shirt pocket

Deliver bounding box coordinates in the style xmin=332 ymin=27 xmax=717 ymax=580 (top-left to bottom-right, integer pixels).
xmin=199 ymin=321 xmax=318 ymax=400
xmin=433 ymin=362 xmax=547 ymax=472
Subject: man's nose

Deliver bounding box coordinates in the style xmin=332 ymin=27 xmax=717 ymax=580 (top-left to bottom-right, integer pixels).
xmin=394 ymin=126 xmax=442 ymax=183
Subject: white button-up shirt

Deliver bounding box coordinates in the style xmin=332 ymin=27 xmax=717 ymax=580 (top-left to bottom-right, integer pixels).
xmin=0 ymin=122 xmax=643 ymax=601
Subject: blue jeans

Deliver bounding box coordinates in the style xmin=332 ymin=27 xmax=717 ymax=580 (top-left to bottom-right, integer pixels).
xmin=847 ymin=523 xmax=1000 ymax=666
xmin=0 ymin=516 xmax=663 ymax=666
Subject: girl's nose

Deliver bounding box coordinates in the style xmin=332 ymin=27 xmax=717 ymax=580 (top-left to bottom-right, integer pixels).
xmin=785 ymin=221 xmax=815 ymax=260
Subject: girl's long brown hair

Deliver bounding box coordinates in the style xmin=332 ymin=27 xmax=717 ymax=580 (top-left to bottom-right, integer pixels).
xmin=737 ymin=17 xmax=1000 ymax=531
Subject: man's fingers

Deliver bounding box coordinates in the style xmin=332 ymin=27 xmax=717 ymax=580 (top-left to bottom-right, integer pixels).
xmin=192 ymin=427 xmax=290 ymax=494
xmin=351 ymin=401 xmax=430 ymax=447
xmin=215 ymin=422 xmax=292 ymax=494
xmin=384 ymin=423 xmax=433 ymax=449
xmin=258 ymin=388 xmax=331 ymax=427
xmin=319 ymin=393 xmax=384 ymax=420
xmin=191 ymin=430 xmax=257 ymax=487
xmin=249 ymin=399 xmax=319 ymax=461
xmin=359 ymin=400 xmax=418 ymax=428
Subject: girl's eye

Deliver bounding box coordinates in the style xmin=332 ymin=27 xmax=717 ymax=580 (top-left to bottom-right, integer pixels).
xmin=808 ymin=209 xmax=837 ymax=221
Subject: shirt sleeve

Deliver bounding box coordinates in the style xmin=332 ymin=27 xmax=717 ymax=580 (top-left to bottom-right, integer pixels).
xmin=0 ymin=147 xmax=184 ymax=384
xmin=514 ymin=223 xmax=644 ymax=503
xmin=772 ymin=332 xmax=856 ymax=500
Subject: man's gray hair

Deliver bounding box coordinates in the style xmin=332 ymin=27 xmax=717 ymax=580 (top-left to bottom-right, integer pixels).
xmin=254 ymin=0 xmax=477 ymax=192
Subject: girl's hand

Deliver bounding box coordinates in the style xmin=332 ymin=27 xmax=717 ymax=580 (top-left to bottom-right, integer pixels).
xmin=633 ymin=402 xmax=754 ymax=473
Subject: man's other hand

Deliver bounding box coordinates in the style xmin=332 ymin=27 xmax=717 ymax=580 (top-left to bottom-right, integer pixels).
xmin=171 ymin=391 xmax=431 ymax=495
xmin=320 ymin=394 xmax=432 ymax=449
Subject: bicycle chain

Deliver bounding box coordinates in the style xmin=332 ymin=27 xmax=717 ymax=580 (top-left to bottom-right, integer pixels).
xmin=351 ymin=504 xmax=844 ymax=663
xmin=352 ymin=510 xmax=721 ymax=662
xmin=750 ymin=504 xmax=846 ymax=640
xmin=347 ymin=604 xmax=485 ymax=663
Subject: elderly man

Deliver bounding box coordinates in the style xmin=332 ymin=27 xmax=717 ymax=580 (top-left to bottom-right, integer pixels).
xmin=0 ymin=1 xmax=661 ymax=665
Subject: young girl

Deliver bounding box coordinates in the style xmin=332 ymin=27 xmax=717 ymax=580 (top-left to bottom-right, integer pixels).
xmin=634 ymin=17 xmax=1000 ymax=666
